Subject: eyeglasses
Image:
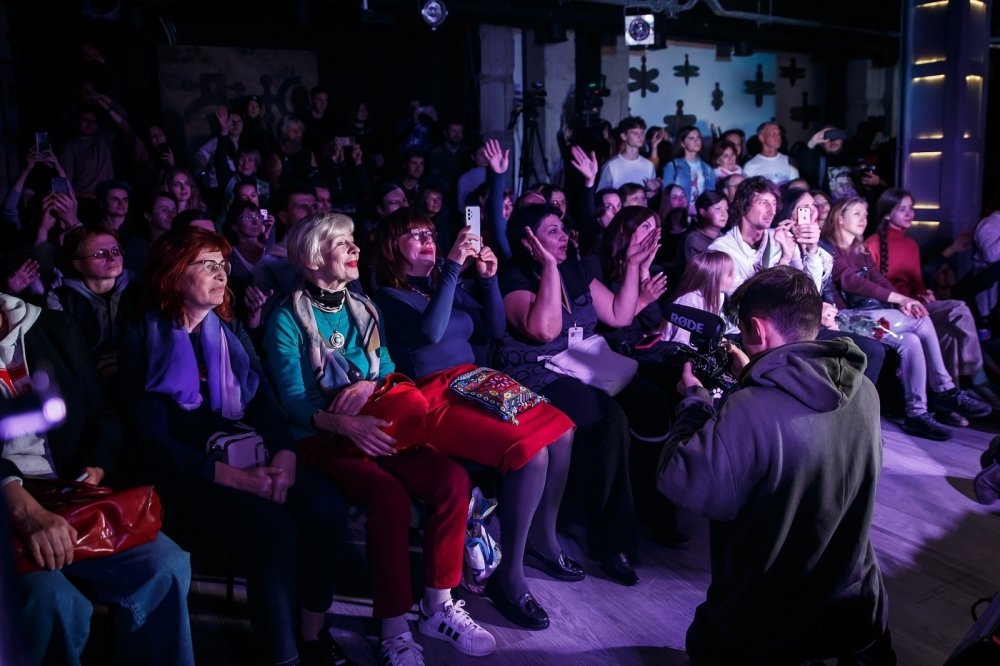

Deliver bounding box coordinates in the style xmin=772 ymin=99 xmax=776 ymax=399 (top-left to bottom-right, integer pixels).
xmin=239 ymin=214 xmax=263 ymax=224
xmin=80 ymin=246 xmax=122 ymax=261
xmin=188 ymin=259 xmax=232 ymax=275
xmin=403 ymin=229 xmax=436 ymax=243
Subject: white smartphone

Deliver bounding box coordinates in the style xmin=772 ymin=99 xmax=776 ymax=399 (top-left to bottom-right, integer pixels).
xmin=465 ymin=206 xmax=482 ymax=252
xmin=796 ymin=206 xmax=811 ymax=227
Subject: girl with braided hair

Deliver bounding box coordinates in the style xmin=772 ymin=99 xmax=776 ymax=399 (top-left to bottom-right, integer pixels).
xmin=864 ymin=189 xmax=995 ymax=405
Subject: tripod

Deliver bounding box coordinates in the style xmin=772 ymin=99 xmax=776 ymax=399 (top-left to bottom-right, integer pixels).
xmin=514 ymin=110 xmax=550 ymax=194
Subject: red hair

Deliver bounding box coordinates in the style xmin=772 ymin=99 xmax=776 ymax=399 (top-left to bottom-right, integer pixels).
xmin=143 ymin=228 xmax=235 ymax=324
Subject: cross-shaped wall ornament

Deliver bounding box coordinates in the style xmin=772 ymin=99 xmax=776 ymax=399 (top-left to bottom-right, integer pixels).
xmin=743 ymin=64 xmax=776 ymax=108
xmin=629 ymin=55 xmax=660 ymax=98
xmin=779 ymin=57 xmax=806 ymax=87
xmin=673 ymin=54 xmax=700 ymax=86
xmin=790 ymin=91 xmax=820 ymax=130
xmin=663 ymin=99 xmax=697 ymax=135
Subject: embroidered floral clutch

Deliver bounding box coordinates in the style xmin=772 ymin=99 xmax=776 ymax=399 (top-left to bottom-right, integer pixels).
xmin=449 ymin=367 xmax=549 ymax=425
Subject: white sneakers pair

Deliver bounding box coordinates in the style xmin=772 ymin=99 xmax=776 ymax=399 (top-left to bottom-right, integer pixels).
xmin=380 ymin=599 xmax=496 ymax=666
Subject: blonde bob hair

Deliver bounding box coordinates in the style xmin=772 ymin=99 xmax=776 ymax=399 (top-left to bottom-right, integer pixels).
xmin=285 ymin=213 xmax=355 ymax=271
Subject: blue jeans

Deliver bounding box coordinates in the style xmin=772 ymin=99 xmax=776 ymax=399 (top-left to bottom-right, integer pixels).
xmin=17 ymin=532 xmax=194 ymax=666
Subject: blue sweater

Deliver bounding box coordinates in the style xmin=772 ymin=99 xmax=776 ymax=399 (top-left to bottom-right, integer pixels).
xmin=264 ymin=298 xmax=395 ymax=442
xmin=374 ymin=260 xmax=505 ymax=379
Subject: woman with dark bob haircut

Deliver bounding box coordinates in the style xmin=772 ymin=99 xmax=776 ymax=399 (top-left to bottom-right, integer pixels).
xmin=372 ymin=208 xmax=577 ymax=631
xmin=119 ymin=228 xmax=352 ymax=666
xmin=498 ymin=203 xmax=660 ymax=587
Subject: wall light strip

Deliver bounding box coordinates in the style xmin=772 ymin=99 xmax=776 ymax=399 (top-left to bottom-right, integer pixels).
xmin=917 ymin=133 xmax=944 ymax=139
xmin=917 ymin=0 xmax=949 ymax=7
xmin=967 ymin=75 xmax=983 ymax=84
xmin=910 ymin=152 xmax=943 ymax=158
xmin=914 ymin=57 xmax=946 ymax=65
xmin=971 ymin=0 xmax=986 ymax=9
xmin=914 ymin=204 xmax=940 ymax=210
xmin=913 ymin=75 xmax=946 ymax=84
xmin=964 ymin=132 xmax=972 ymax=139
xmin=912 ymin=221 xmax=940 ymax=227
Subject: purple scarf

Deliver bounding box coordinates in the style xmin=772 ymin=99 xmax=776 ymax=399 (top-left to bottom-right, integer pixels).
xmin=143 ymin=311 xmax=259 ymax=419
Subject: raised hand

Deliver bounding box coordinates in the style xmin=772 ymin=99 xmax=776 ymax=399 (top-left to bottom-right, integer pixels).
xmin=627 ymin=226 xmax=661 ymax=267
xmin=6 ymin=258 xmax=41 ymax=294
xmin=639 ymin=272 xmax=668 ymax=305
xmin=569 ymin=145 xmax=599 ymax=187
xmin=483 ymin=138 xmax=509 ymax=174
xmin=216 ymin=106 xmax=231 ymax=135
xmin=522 ymin=226 xmax=557 ymax=267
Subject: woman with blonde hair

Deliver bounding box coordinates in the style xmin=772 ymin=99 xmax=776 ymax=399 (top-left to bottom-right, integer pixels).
xmin=822 ymin=197 xmax=991 ymax=440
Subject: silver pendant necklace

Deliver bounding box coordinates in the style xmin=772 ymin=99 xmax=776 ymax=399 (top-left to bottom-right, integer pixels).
xmin=321 ymin=308 xmax=347 ymax=350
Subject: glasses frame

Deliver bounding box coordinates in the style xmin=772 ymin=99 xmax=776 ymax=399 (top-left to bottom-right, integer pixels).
xmin=79 ymin=246 xmax=123 ymax=261
xmin=188 ymin=259 xmax=232 ymax=275
xmin=402 ymin=229 xmax=437 ymax=244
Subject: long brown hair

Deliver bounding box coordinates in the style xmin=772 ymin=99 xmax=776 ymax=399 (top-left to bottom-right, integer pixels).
xmin=599 ymin=206 xmax=661 ymax=281
xmin=373 ymin=208 xmax=439 ymax=290
xmin=143 ymin=228 xmax=234 ymax=324
xmin=672 ymin=250 xmax=733 ymax=316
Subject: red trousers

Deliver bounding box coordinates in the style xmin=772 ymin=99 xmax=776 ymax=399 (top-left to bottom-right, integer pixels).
xmin=298 ymin=440 xmax=469 ymax=618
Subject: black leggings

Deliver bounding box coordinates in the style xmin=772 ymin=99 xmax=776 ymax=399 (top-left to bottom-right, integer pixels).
xmin=539 ymin=375 xmax=671 ymax=558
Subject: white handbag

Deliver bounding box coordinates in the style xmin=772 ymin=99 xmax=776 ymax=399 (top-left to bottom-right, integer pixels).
xmin=206 ymin=426 xmax=269 ymax=469
xmin=544 ymin=334 xmax=638 ymax=396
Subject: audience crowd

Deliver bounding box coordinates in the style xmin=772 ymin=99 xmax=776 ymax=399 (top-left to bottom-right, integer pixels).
xmin=5 ymin=44 xmax=1000 ymax=666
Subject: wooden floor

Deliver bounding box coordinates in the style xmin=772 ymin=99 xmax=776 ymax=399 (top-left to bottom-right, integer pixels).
xmin=186 ymin=416 xmax=1000 ymax=666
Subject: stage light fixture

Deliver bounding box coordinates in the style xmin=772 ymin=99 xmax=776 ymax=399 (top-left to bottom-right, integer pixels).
xmin=420 ymin=0 xmax=448 ymax=30
xmin=625 ymin=14 xmax=656 ymax=47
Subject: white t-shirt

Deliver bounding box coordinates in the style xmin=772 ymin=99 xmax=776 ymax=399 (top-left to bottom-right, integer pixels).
xmin=596 ymin=154 xmax=656 ymax=190
xmin=742 ymin=153 xmax=800 ymax=186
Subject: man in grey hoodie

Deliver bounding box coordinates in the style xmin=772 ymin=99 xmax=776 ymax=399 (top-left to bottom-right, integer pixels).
xmin=657 ymin=266 xmax=893 ymax=665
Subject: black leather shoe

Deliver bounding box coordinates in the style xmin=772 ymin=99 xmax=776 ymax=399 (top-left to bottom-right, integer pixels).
xmin=524 ymin=548 xmax=586 ymax=582
xmin=601 ymin=552 xmax=639 ymax=586
xmin=485 ymin=578 xmax=550 ymax=630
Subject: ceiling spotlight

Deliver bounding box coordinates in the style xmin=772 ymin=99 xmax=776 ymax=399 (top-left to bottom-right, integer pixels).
xmin=420 ymin=0 xmax=448 ymax=30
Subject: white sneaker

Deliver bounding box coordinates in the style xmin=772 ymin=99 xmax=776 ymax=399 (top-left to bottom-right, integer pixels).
xmin=380 ymin=631 xmax=424 ymax=666
xmin=418 ymin=598 xmax=497 ymax=657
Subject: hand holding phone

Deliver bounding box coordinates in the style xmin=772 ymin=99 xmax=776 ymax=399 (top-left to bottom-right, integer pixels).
xmin=35 ymin=131 xmax=50 ymax=154
xmin=51 ymin=177 xmax=71 ymax=194
xmin=464 ymin=206 xmax=482 ymax=253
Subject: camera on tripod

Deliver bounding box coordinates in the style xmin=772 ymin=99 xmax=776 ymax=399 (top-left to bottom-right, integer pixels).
xmin=661 ymin=304 xmax=738 ymax=394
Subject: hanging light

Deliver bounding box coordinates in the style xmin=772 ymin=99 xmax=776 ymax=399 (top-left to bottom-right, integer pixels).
xmin=420 ymin=0 xmax=448 ymax=30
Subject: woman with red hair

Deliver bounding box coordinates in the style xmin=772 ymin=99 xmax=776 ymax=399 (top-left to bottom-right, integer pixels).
xmin=119 ymin=228 xmax=351 ymax=666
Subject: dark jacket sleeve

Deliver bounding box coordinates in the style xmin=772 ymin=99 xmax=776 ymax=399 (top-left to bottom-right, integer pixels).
xmin=29 ymin=311 xmax=122 ymax=483
xmin=118 ymin=319 xmax=217 ymax=483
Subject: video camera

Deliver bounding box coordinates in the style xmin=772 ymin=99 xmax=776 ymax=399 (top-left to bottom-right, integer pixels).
xmin=509 ymin=82 xmax=546 ymax=129
xmin=661 ymin=304 xmax=738 ymax=393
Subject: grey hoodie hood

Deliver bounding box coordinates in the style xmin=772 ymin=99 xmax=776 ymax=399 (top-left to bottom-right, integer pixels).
xmin=740 ymin=336 xmax=867 ymax=413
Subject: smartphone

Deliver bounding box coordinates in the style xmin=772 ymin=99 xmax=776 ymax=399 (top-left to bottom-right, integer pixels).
xmin=334 ymin=136 xmax=355 ymax=148
xmin=259 ymin=208 xmax=269 ymax=219
xmin=465 ymin=206 xmax=482 ymax=252
xmin=35 ymin=131 xmax=50 ymax=154
xmin=51 ymin=177 xmax=71 ymax=194
xmin=824 ymin=128 xmax=847 ymax=141
xmin=796 ymin=206 xmax=811 ymax=227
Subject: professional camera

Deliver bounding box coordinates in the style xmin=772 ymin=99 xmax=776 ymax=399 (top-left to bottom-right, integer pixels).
xmin=660 ymin=304 xmax=738 ymax=394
